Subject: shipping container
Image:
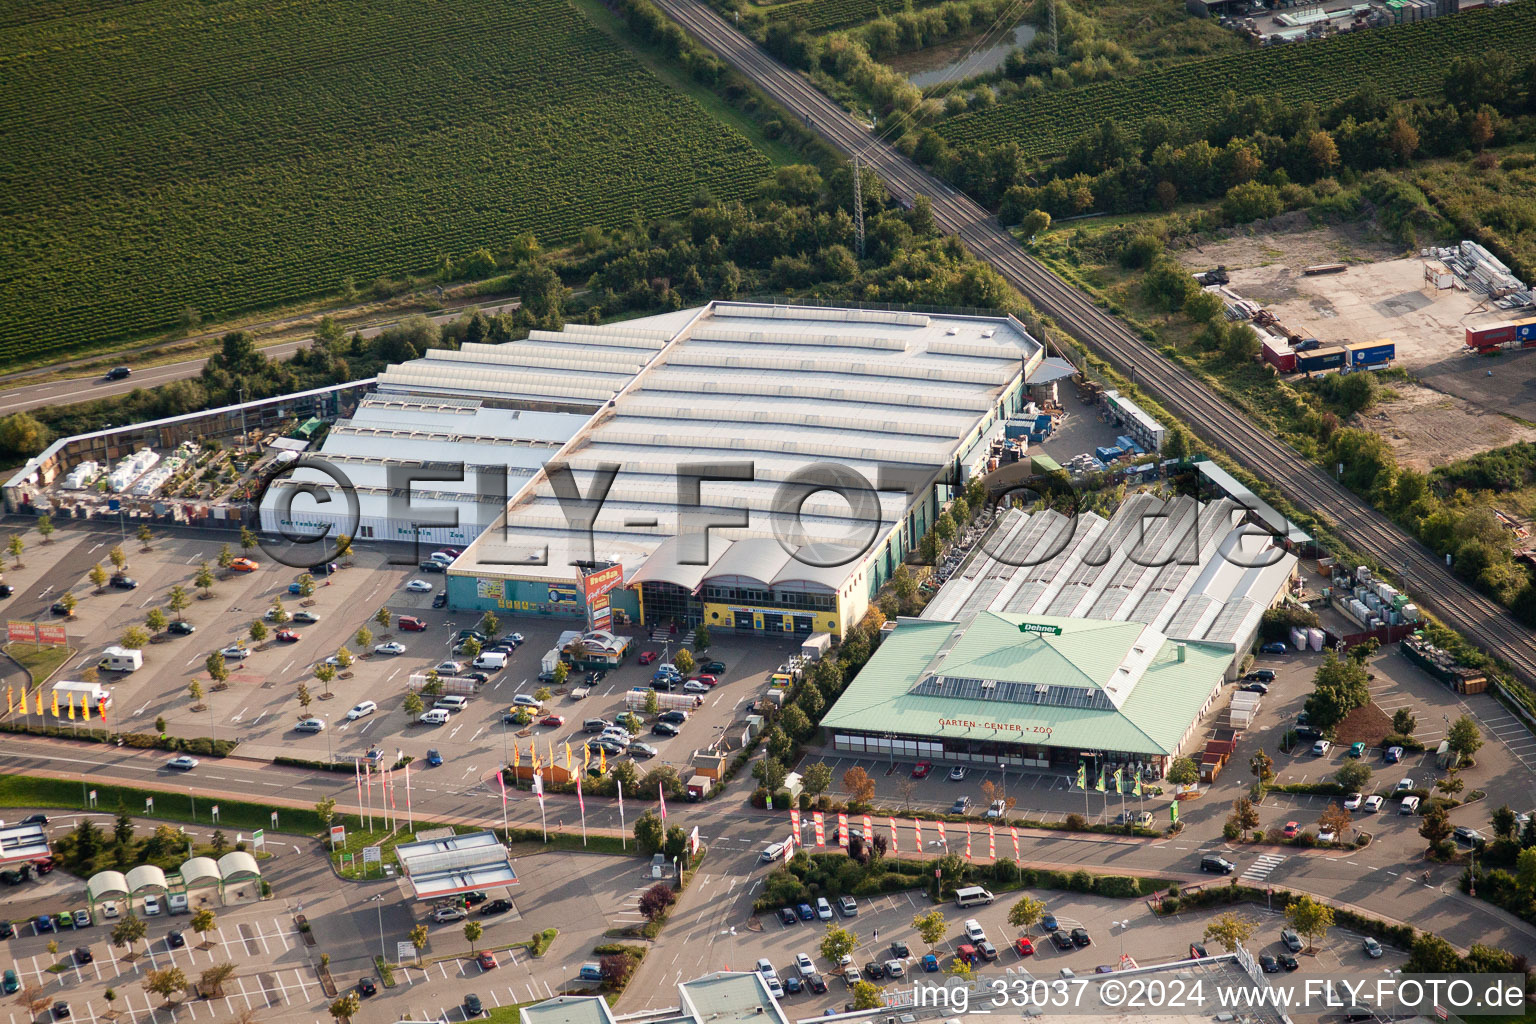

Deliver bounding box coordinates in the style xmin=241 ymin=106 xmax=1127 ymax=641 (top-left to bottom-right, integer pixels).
xmin=1295 ymin=345 xmax=1346 ymax=372
xmin=1514 ymin=318 xmax=1536 ymax=342
xmin=1262 ymin=338 xmax=1297 ymax=372
xmin=1465 ymin=323 xmax=1516 ymax=348
xmin=1346 ymin=340 xmax=1395 ymax=365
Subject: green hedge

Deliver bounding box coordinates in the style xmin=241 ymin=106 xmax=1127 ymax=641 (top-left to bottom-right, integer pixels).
xmin=1268 ymin=781 xmax=1345 ymax=796
xmin=0 ymin=721 xmax=236 ymax=756
xmin=0 ymin=773 xmax=321 ymax=833
xmin=274 ymin=756 xmax=351 ymax=772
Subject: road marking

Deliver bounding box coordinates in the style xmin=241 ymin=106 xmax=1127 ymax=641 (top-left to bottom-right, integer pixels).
xmin=231 ymin=707 xmax=248 ymax=722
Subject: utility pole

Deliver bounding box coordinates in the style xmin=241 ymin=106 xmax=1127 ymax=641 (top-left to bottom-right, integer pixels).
xmin=1049 ymin=0 xmax=1058 ymax=58
xmin=238 ymin=387 xmax=248 ymax=450
xmin=852 ymin=156 xmax=866 ymax=259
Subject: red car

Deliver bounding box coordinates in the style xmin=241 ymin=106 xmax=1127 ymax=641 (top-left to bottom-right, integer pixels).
xmin=475 ymin=950 xmax=496 ymax=970
xmin=1283 ymin=821 xmax=1299 ymax=838
xmin=275 ymin=630 xmax=300 ymax=642
xmin=33 ymin=859 xmax=54 ymax=875
xmin=911 ymin=761 xmax=932 ymax=779
xmin=694 ymin=674 xmax=718 ymax=686
xmin=1015 ymin=936 xmax=1035 ymax=957
xmin=397 ymin=616 xmax=426 ymax=632
xmin=539 ymin=715 xmax=565 ymax=727
xmin=638 ymin=651 xmax=658 ymax=665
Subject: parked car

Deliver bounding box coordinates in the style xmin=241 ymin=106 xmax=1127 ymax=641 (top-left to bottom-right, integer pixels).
xmin=1311 ymin=740 xmax=1331 ymax=756
xmin=432 ymin=593 xmax=448 ymax=608
xmin=167 ymin=621 xmax=196 ymax=635
xmin=796 ymin=902 xmax=814 ymax=921
xmin=463 ymin=995 xmax=483 ymax=1018
xmin=2 ymin=969 xmax=18 ymax=994
xmin=1070 ymin=928 xmax=1091 ymax=947
xmin=1348 ymin=742 xmax=1366 ymax=759
xmin=627 ymin=742 xmax=658 ymax=759
xmin=274 ymin=629 xmax=300 ymax=642
xmin=1385 ymin=746 xmax=1403 ymax=763
xmin=1050 ymin=931 xmax=1074 ymax=951
xmin=475 ymin=951 xmax=497 ymax=970
xmin=1279 ymin=953 xmax=1299 ymax=971
xmin=701 ymin=660 xmax=726 ymax=674
xmin=426 ymin=749 xmax=444 ymax=767
xmin=1283 ymin=821 xmax=1299 ymax=838
xmin=1042 ymin=914 xmax=1059 ymax=931
xmin=682 ymin=680 xmax=709 ymax=694
xmin=1363 ymin=795 xmax=1384 ymax=812
xmin=357 ymin=978 xmax=377 ymax=997
xmin=911 ymin=761 xmax=932 ymax=778
xmin=862 ymin=961 xmax=885 ymax=980
xmin=1394 ymin=777 xmax=1415 ymax=793
xmin=107 ymin=574 xmax=136 ymax=590
xmin=294 ymin=717 xmax=325 ymax=733
xmin=374 ymin=642 xmax=406 ymax=656
xmin=806 ymin=972 xmax=827 ymax=993
xmin=986 ymin=800 xmax=1006 ymax=819
xmin=404 ymin=580 xmax=433 ymax=593
xmin=432 ymin=906 xmax=466 ymax=923
xmin=478 ymin=899 xmax=512 ymax=916
xmin=292 ymin=610 xmax=320 ymax=624
xmin=949 ymin=797 xmax=970 ymax=814
xmin=1453 ymin=826 xmax=1485 ymax=847
xmin=1281 ymin=929 xmax=1303 ymax=952
xmin=219 ymin=644 xmax=249 ymax=659
xmin=166 ymin=930 xmax=184 ymax=948
xmin=777 ymin=907 xmax=796 ymax=925
xmin=1188 ymin=943 xmax=1208 ymax=959
xmin=512 ymin=694 xmax=540 ymax=707
xmin=397 ymin=616 xmax=426 ymax=631
xmin=1344 ymin=793 xmax=1363 ymax=810
xmin=436 ymin=660 xmax=464 ymax=675
xmin=1260 ymin=641 xmax=1288 ymax=654
xmin=1245 ymin=669 xmax=1275 ymax=682
xmin=658 ymin=709 xmax=689 ymax=724
xmin=637 ymin=652 xmax=658 ymax=665
xmin=1362 ymin=937 xmax=1383 ymax=959
xmin=948 ymin=766 xmax=968 ymax=781
xmin=815 ymin=898 xmax=832 ymax=921
xmin=1015 ymin=936 xmax=1035 ymax=956
xmin=418 ymin=710 xmax=450 ymax=725
xmin=1259 ymin=955 xmax=1281 ymax=973
xmin=538 ymin=714 xmax=565 ymax=727
xmin=652 ymin=721 xmax=680 ymax=737
xmin=838 ymin=896 xmax=857 ymax=917
xmin=143 ymin=896 xmax=161 ymax=916
xmin=1241 ymin=681 xmax=1269 ymax=694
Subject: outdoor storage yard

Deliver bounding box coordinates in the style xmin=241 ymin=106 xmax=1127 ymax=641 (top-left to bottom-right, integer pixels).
xmin=1178 ymin=225 xmax=1536 ymax=465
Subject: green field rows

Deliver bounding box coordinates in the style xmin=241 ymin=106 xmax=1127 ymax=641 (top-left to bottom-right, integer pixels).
xmin=761 ymin=0 xmax=949 ymax=32
xmin=0 ymin=0 xmax=772 ymax=361
xmin=936 ymin=5 xmax=1536 ymax=157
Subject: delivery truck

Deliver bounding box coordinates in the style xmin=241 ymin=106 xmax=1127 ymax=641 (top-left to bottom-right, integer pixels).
xmin=53 ymin=681 xmax=112 ymax=709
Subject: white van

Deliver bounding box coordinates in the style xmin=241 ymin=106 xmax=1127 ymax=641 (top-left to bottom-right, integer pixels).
xmin=472 ymin=652 xmax=506 ymax=671
xmin=167 ymin=893 xmax=188 ymax=914
xmin=954 ymin=886 xmax=995 ymax=908
xmin=433 ymin=695 xmax=469 ymax=712
xmin=98 ymin=646 xmax=143 ymax=673
xmin=964 ymin=918 xmax=987 ymax=942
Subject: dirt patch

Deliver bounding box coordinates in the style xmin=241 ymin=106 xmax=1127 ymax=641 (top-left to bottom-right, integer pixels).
xmin=1353 ymin=381 xmax=1536 ymax=470
xmin=1175 ymin=222 xmax=1400 ymax=277
xmin=1332 ymin=701 xmax=1394 ymax=748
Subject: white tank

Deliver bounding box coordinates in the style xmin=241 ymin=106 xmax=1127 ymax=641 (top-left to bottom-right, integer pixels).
xmin=1308 ymin=628 xmax=1324 ymax=651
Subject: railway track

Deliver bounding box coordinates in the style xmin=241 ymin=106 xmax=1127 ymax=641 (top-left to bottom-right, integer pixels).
xmin=653 ymin=0 xmax=1536 ymax=688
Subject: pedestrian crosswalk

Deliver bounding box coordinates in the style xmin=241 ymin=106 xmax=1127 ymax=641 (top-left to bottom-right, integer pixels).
xmin=648 ymin=628 xmax=696 ymax=645
xmin=1241 ymin=853 xmax=1286 ymax=883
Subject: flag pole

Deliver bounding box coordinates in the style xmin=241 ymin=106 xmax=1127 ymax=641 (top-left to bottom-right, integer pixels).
xmin=618 ymin=779 xmax=626 ymax=851
xmin=405 ymin=759 xmax=414 ymax=830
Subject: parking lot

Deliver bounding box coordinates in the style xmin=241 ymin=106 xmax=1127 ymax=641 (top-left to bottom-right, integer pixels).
xmin=2 ymin=522 xmax=803 ymax=783
xmin=747 ymin=883 xmax=1408 ymax=1005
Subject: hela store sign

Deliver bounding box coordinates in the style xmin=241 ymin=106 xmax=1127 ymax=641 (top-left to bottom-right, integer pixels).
xmin=1018 ymin=622 xmax=1063 ymax=636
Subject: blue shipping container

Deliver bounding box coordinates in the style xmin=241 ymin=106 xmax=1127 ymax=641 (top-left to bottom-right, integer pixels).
xmin=1116 ymin=435 xmax=1136 ymax=451
xmin=1516 ymin=321 xmax=1536 ymax=341
xmin=1095 ymin=446 xmax=1123 ymax=461
xmin=1005 ymin=422 xmax=1031 ymax=440
xmin=1034 ymin=415 xmax=1053 ymax=433
xmin=1297 ymin=347 xmax=1346 ymax=372
xmin=1349 ymin=343 xmax=1395 ymax=365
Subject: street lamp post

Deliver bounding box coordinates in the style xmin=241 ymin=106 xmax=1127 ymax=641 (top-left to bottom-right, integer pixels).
xmin=368 ymin=894 xmax=386 ymax=960
xmin=325 ymin=715 xmax=333 ymax=763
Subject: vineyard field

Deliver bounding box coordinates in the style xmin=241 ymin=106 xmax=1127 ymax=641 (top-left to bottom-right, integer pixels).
xmin=937 ymin=5 xmax=1536 ymax=157
xmin=0 ymin=0 xmax=772 ymax=362
xmin=760 ymin=0 xmax=950 ymax=32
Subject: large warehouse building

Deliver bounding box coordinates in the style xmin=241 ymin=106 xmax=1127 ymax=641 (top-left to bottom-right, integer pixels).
xmin=819 ymin=493 xmax=1297 ymax=772
xmin=431 ymin=301 xmax=1048 ymax=635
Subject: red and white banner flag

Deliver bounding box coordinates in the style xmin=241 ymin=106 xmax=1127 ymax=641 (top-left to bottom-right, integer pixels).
xmin=965 ymin=823 xmax=972 ymax=861
xmin=790 ymin=808 xmax=801 ymax=839
xmin=659 ymin=783 xmax=667 ymax=822
xmin=405 ymin=759 xmax=413 ymax=824
xmin=354 ymin=758 xmax=363 ymax=804
xmin=913 ymin=818 xmax=922 ymax=848
xmin=837 ymin=812 xmax=849 ymax=848
xmin=532 ymin=772 xmax=544 ymax=805
xmin=784 ymin=834 xmax=795 ymax=864
xmin=813 ymin=811 xmax=826 ymax=847
xmin=988 ymin=825 xmax=996 ymax=860
xmin=936 ymin=821 xmax=947 ymax=847
xmin=888 ymin=816 xmax=899 ymax=853
xmin=1011 ymin=826 xmax=1020 ymax=860
xmin=576 ymin=772 xmax=585 ymax=814
xmin=497 ymin=769 xmax=507 ymax=805
xmin=389 ymin=769 xmax=397 ymax=809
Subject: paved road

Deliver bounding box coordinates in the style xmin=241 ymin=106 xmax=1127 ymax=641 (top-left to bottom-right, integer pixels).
xmin=0 ymin=300 xmax=522 ymax=417
xmin=3 ymin=734 xmax=1532 ymax=963
xmin=648 ymin=0 xmax=1536 ymax=694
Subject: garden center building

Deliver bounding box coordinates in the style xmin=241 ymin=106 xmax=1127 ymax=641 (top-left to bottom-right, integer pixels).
xmin=819 ymin=493 xmax=1298 ymax=773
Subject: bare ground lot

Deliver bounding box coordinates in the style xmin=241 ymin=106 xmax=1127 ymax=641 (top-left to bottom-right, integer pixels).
xmin=1177 ymin=224 xmax=1536 ymax=459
